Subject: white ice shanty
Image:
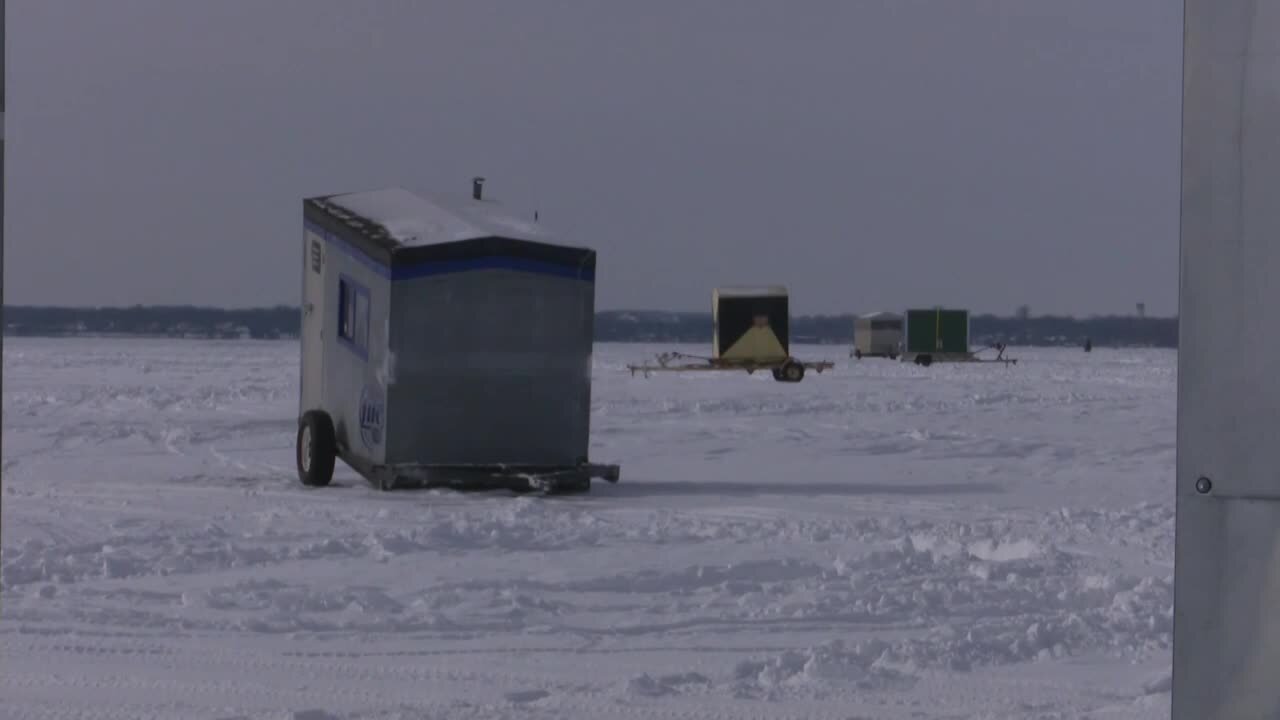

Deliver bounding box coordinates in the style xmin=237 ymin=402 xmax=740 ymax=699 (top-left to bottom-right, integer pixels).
xmin=296 ymin=180 xmax=619 ymax=493
xmin=851 ymin=311 xmax=903 ymax=359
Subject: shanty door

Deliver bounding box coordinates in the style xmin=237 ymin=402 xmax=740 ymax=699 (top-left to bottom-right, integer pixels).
xmin=904 ymin=311 xmax=936 ymax=353
xmin=300 ymin=227 xmax=326 ymax=411
xmin=937 ymin=310 xmax=968 ymax=353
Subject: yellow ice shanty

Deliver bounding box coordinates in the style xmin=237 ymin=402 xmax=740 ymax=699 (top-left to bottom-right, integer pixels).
xmin=712 ymin=286 xmax=790 ymax=364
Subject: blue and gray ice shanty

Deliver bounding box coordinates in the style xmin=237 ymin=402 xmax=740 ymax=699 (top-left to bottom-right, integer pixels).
xmin=295 ymin=181 xmax=619 ymax=492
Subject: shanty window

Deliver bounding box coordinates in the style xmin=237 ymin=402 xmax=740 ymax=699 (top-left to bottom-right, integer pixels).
xmin=338 ymin=275 xmax=370 ymax=358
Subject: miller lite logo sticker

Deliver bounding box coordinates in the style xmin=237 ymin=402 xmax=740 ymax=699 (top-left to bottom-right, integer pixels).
xmin=358 ymin=383 xmax=385 ymax=449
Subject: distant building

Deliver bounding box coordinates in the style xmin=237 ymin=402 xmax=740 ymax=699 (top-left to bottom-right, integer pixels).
xmin=712 ymin=286 xmax=790 ymax=363
xmin=295 ymin=183 xmax=616 ymax=492
xmin=852 ymin=311 xmax=902 ymax=359
xmin=901 ymin=308 xmax=971 ymax=365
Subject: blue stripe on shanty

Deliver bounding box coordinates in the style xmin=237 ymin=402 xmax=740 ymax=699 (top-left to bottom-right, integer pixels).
xmin=307 ymin=221 xmax=391 ymax=279
xmin=304 ymin=221 xmax=593 ymax=283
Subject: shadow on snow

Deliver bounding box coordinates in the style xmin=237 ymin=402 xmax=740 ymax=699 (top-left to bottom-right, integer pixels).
xmin=596 ymin=479 xmax=1004 ymax=498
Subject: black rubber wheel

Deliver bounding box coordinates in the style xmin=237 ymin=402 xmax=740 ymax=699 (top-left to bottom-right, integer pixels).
xmin=853 ymin=349 xmax=863 ymax=360
xmin=917 ymin=355 xmax=934 ymax=368
xmin=771 ymin=367 xmax=785 ymax=382
xmin=783 ymin=362 xmax=805 ymax=383
xmin=296 ymin=410 xmax=337 ymax=487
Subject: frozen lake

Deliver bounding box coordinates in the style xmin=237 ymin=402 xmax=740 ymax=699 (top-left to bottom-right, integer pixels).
xmin=2 ymin=338 xmax=1175 ymax=719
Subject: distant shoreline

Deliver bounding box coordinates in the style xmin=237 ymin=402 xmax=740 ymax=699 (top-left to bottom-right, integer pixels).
xmin=0 ymin=334 xmax=1177 ymax=351
xmin=1 ymin=306 xmax=1178 ymax=348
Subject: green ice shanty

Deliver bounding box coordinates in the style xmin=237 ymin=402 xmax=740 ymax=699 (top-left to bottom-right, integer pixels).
xmin=900 ymin=308 xmax=972 ymax=365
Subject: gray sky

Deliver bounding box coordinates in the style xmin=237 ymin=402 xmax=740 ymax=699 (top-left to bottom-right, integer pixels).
xmin=6 ymin=1 xmax=1182 ymax=316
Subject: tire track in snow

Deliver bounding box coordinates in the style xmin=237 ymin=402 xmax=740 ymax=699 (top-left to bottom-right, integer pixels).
xmin=1 ymin=636 xmax=569 ymax=688
xmin=2 ymin=636 xmax=877 ymax=719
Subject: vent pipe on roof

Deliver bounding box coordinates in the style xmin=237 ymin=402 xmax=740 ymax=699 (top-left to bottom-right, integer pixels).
xmin=472 ymin=177 xmax=485 ymax=200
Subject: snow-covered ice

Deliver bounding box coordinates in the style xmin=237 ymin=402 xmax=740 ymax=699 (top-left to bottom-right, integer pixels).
xmin=2 ymin=339 xmax=1175 ymax=719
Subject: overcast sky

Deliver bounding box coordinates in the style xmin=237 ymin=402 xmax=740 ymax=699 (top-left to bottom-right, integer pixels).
xmin=6 ymin=1 xmax=1182 ymax=316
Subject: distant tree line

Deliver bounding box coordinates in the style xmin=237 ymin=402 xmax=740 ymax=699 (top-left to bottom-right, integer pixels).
xmin=3 ymin=305 xmax=300 ymax=340
xmin=594 ymin=311 xmax=1176 ymax=348
xmin=2 ymin=306 xmax=1177 ymax=348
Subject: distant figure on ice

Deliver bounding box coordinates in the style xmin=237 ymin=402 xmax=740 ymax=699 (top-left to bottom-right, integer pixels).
xmin=1084 ymin=337 xmax=1093 ymax=353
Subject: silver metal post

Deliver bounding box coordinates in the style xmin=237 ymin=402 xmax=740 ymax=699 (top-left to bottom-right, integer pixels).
xmin=1173 ymin=0 xmax=1280 ymax=716
xmin=2 ymin=0 xmax=7 ymax=496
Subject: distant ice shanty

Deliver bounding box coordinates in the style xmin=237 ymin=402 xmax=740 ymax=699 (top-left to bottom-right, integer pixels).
xmin=713 ymin=286 xmax=790 ymax=363
xmin=851 ymin=311 xmax=903 ymax=359
xmin=627 ymin=284 xmax=833 ymax=382
xmin=901 ymin=308 xmax=1016 ymax=366
xmin=295 ymin=182 xmax=618 ymax=493
xmin=901 ymin=308 xmax=971 ymax=365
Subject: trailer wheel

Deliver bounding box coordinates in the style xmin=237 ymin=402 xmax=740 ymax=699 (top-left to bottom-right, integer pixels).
xmin=296 ymin=410 xmax=337 ymax=487
xmin=853 ymin=349 xmax=863 ymax=360
xmin=771 ymin=367 xmax=785 ymax=381
xmin=782 ymin=362 xmax=805 ymax=383
xmin=916 ymin=355 xmax=934 ymax=367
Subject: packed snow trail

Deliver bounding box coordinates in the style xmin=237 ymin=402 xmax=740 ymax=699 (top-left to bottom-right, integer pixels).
xmin=2 ymin=339 xmax=1174 ymax=719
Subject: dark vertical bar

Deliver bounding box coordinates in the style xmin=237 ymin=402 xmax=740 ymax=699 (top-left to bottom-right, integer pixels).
xmin=1 ymin=0 xmax=5 ymax=336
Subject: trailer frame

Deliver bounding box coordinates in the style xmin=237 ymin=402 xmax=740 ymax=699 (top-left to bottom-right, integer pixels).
xmin=354 ymin=456 xmax=621 ymax=494
xmin=295 ymin=408 xmax=621 ymax=494
xmin=626 ymin=351 xmax=834 ymax=382
xmin=851 ymin=347 xmax=898 ymax=360
xmin=899 ymin=343 xmax=1019 ymax=367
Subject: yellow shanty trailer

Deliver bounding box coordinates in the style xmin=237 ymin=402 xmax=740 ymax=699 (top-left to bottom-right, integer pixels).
xmin=627 ymin=286 xmax=834 ymax=382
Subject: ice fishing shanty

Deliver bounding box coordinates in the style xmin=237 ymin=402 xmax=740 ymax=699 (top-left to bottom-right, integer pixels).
xmin=296 ymin=182 xmax=619 ymax=493
xmin=627 ymin=285 xmax=834 ymax=382
xmin=851 ymin=311 xmax=903 ymax=359
xmin=900 ymin=307 xmax=1016 ymax=366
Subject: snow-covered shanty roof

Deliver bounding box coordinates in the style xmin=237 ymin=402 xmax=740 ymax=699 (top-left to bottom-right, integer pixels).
xmin=303 ymin=185 xmax=595 ymax=279
xmin=714 ymin=286 xmax=788 ymax=298
xmin=322 ymin=187 xmax=551 ymax=248
xmin=859 ymin=311 xmax=902 ymax=320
